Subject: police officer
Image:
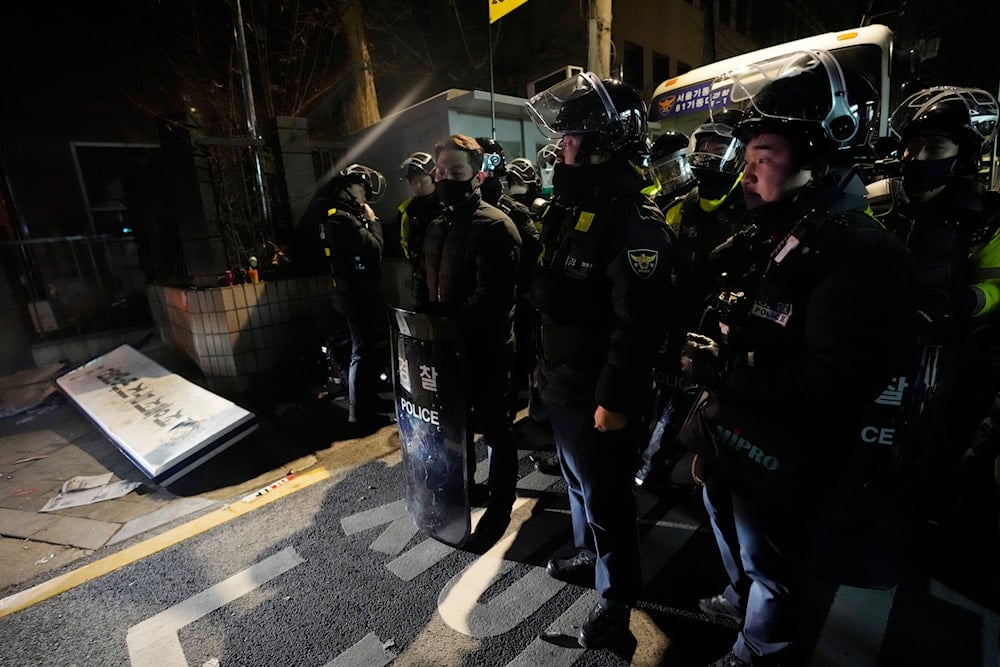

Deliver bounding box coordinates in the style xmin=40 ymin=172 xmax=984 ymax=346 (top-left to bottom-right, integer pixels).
xmin=635 ymin=113 xmax=748 ymax=488
xmin=319 ymin=164 xmax=391 ymax=428
xmin=475 ymin=138 xmax=544 ymax=423
xmin=678 ymin=51 xmax=917 ymax=666
xmin=881 ymin=86 xmax=1000 ymax=520
xmin=644 ymin=131 xmax=697 ymax=213
xmin=506 ymin=157 xmax=544 ymax=210
xmin=668 ymin=110 xmax=749 ymax=305
xmin=526 ymin=73 xmax=673 ymax=648
xmin=395 ymin=151 xmax=443 ymax=302
xmin=414 ymin=134 xmax=522 ymax=546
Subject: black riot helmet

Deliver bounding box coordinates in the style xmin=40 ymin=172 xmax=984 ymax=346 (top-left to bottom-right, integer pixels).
xmin=475 ymin=137 xmax=508 ymax=177
xmin=890 ymin=86 xmax=999 ymax=175
xmin=507 ymin=157 xmax=541 ymax=188
xmin=688 ymin=109 xmax=745 ymax=199
xmin=649 ymin=131 xmax=695 ymax=195
xmin=331 ymin=163 xmax=386 ymax=203
xmin=727 ymin=50 xmax=859 ymax=168
xmin=527 ymin=72 xmax=650 ymax=164
xmin=398 ymin=152 xmax=435 ymax=180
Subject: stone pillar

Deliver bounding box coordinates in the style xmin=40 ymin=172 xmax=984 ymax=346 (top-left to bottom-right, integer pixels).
xmin=156 ymin=112 xmax=227 ymax=287
xmin=270 ymin=116 xmax=315 ymax=228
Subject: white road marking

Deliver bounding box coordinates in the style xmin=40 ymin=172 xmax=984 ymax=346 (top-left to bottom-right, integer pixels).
xmin=126 ymin=546 xmax=303 ymax=667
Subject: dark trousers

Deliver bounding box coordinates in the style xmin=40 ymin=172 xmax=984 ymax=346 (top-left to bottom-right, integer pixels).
xmin=549 ymin=403 xmax=642 ymax=605
xmin=703 ymin=486 xmax=813 ymax=663
xmin=467 ymin=354 xmax=517 ymax=512
xmin=334 ymin=290 xmax=387 ymax=423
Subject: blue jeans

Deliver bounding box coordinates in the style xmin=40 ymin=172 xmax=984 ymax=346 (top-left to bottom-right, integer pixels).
xmin=703 ymin=486 xmax=813 ymax=663
xmin=549 ymin=403 xmax=641 ymax=605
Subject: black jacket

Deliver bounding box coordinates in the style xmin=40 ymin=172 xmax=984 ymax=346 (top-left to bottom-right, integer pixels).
xmin=669 ymin=183 xmax=747 ymax=342
xmin=532 ymin=162 xmax=673 ymax=413
xmin=882 ymin=177 xmax=1000 ymax=322
xmin=711 ymin=181 xmax=918 ymax=445
xmin=415 ymin=191 xmax=522 ymax=358
xmin=320 ymin=198 xmax=384 ymax=297
xmin=492 ymin=193 xmax=543 ymax=301
xmin=397 ymin=193 xmax=443 ymax=266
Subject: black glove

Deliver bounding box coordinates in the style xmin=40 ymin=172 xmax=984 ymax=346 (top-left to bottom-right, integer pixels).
xmin=680 ymin=332 xmax=721 ymax=388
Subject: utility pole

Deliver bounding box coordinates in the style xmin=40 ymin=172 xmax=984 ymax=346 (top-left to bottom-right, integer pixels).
xmin=702 ymin=0 xmax=716 ymax=65
xmin=587 ymin=0 xmax=612 ymax=78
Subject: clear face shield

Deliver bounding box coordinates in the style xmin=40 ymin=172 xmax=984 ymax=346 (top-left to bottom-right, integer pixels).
xmin=889 ymin=86 xmax=1000 ymax=145
xmin=688 ymin=122 xmax=744 ymax=176
xmin=649 ymin=150 xmax=694 ymax=193
xmin=711 ymin=49 xmax=859 ymax=147
xmin=526 ymin=72 xmax=619 ymax=140
xmin=362 ymin=168 xmax=387 ymax=203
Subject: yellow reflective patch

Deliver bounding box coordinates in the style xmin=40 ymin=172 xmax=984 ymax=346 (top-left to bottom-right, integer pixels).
xmin=575 ymin=211 xmax=595 ymax=232
xmin=327 ymin=208 xmax=337 ymax=216
xmin=324 ymin=248 xmax=331 ymax=256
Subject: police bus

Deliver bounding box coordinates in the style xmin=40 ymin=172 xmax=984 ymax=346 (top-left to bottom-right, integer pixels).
xmin=648 ymin=23 xmax=894 ymax=150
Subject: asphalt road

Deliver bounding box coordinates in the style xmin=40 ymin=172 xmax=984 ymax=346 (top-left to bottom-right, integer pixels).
xmin=1 ymin=445 xmax=997 ymax=666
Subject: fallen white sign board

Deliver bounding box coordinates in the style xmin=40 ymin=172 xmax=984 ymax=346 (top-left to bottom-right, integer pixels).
xmin=56 ymin=344 xmax=259 ymax=485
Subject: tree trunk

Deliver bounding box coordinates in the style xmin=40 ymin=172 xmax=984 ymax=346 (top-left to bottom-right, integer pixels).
xmin=341 ymin=0 xmax=381 ymax=134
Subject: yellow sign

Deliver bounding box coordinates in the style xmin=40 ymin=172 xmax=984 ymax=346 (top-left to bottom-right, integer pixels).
xmin=489 ymin=0 xmax=529 ymax=23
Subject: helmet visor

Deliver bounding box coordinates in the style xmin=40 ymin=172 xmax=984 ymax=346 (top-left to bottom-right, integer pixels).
xmin=368 ymin=171 xmax=386 ymax=202
xmin=689 ymin=122 xmax=744 ymax=175
xmin=714 ymin=50 xmax=858 ymax=144
xmin=527 ymin=72 xmax=618 ymax=139
xmin=398 ymin=153 xmax=433 ymax=180
xmin=357 ymin=166 xmax=387 ymax=203
xmin=890 ymin=86 xmax=999 ymax=145
xmin=649 ymin=154 xmax=693 ymax=192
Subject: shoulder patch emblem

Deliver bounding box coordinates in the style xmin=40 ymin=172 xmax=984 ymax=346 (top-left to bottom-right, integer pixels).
xmin=628 ymin=249 xmax=659 ymax=278
xmin=574 ymin=211 xmax=595 ymax=232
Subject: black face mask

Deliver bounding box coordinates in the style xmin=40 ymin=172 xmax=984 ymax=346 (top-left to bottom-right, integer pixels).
xmin=901 ymin=156 xmax=957 ymax=193
xmin=480 ymin=177 xmax=503 ymax=205
xmin=436 ymin=177 xmax=478 ymax=208
xmin=552 ymin=162 xmax=594 ymax=200
xmin=693 ymin=169 xmax=736 ymax=201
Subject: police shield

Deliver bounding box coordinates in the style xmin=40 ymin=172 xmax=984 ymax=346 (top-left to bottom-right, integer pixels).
xmin=390 ymin=308 xmax=469 ymax=547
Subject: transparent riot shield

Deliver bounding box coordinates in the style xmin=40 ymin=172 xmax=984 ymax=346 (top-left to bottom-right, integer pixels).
xmin=390 ymin=308 xmax=469 ymax=547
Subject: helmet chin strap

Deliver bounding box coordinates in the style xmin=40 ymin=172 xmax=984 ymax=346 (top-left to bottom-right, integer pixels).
xmin=781 ymin=168 xmax=814 ymax=197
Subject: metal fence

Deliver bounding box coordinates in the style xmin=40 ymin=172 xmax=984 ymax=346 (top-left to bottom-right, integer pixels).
xmin=0 ymin=235 xmax=150 ymax=343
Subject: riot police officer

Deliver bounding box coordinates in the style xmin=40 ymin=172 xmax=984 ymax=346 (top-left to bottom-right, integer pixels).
xmin=526 ymin=73 xmax=673 ymax=648
xmin=635 ymin=112 xmax=748 ymax=489
xmin=881 ymin=86 xmax=1000 ymax=519
xmin=677 ymin=51 xmax=917 ymax=666
xmin=506 ymin=157 xmax=544 ymax=210
xmin=319 ymin=164 xmax=390 ymax=428
xmin=475 ymin=137 xmax=544 ymax=423
xmin=644 ymin=130 xmax=697 ymax=213
xmin=395 ymin=151 xmax=443 ymax=302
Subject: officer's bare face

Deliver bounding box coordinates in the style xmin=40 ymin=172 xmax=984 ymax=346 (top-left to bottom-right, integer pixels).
xmin=696 ymin=136 xmax=731 ymax=157
xmin=407 ymin=173 xmax=435 ymax=197
xmin=741 ymin=132 xmax=809 ymax=209
xmin=902 ymin=135 xmax=959 ymax=162
xmin=557 ymin=134 xmax=583 ymax=166
xmin=434 ymin=149 xmax=478 ymax=182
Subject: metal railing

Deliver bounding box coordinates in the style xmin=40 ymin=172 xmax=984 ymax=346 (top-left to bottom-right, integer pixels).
xmin=0 ymin=235 xmax=151 ymax=343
